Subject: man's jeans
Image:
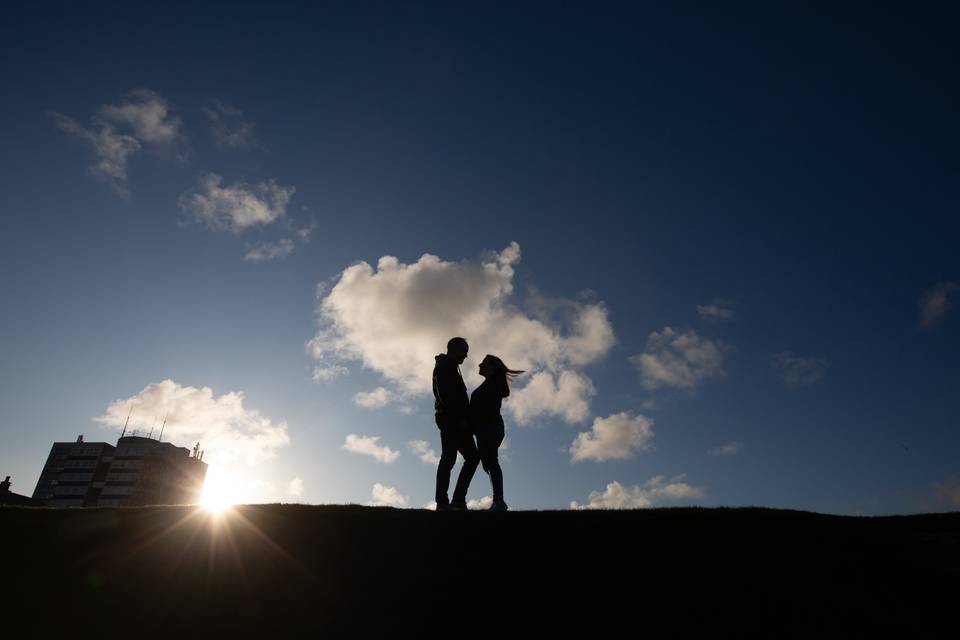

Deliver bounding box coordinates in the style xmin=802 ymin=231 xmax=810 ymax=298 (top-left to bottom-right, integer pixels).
xmin=476 ymin=423 xmax=504 ymax=503
xmin=435 ymin=415 xmax=480 ymax=505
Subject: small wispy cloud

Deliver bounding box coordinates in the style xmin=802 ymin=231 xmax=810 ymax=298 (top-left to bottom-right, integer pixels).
xmin=708 ymin=441 xmax=741 ymax=457
xmin=630 ymin=327 xmax=729 ymax=391
xmin=48 ymin=88 xmax=186 ymax=196
xmin=244 ymin=238 xmax=295 ymax=263
xmin=98 ymin=89 xmax=188 ymax=157
xmin=179 ymin=173 xmax=294 ymax=233
xmin=697 ymin=302 xmax=734 ymax=321
xmin=353 ymin=387 xmax=394 ymax=410
xmin=775 ymin=351 xmax=828 ymax=389
xmin=342 ymin=434 xmax=400 ymax=463
xmin=312 ymin=364 xmax=349 ymax=382
xmin=919 ymin=282 xmax=958 ymax=329
xmin=203 ymin=100 xmax=256 ymax=148
xmin=408 ymin=440 xmax=440 ymax=465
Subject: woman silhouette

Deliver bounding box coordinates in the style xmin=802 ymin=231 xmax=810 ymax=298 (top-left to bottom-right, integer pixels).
xmin=470 ymin=355 xmax=524 ymax=512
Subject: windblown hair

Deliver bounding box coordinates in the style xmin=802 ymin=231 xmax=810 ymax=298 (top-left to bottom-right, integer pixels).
xmin=484 ymin=355 xmax=525 ymax=397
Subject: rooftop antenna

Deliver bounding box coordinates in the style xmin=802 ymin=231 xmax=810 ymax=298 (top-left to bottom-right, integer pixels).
xmin=120 ymin=407 xmax=132 ymax=438
xmin=158 ymin=412 xmax=169 ymax=443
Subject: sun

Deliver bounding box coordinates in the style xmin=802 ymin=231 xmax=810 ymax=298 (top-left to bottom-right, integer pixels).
xmin=199 ymin=469 xmax=239 ymax=515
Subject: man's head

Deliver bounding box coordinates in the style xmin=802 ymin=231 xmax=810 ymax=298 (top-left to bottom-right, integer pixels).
xmin=446 ymin=337 xmax=469 ymax=364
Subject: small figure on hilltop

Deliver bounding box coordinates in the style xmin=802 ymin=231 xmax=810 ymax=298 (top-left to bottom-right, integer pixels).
xmin=433 ymin=337 xmax=480 ymax=511
xmin=470 ymin=355 xmax=524 ymax=512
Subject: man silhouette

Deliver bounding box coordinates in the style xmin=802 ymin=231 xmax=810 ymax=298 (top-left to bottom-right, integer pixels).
xmin=433 ymin=337 xmax=480 ymax=511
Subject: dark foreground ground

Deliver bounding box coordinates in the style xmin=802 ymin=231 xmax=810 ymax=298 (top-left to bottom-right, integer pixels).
xmin=2 ymin=504 xmax=959 ymax=637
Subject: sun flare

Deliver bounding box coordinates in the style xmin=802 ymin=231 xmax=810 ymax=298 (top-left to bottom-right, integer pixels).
xmin=199 ymin=468 xmax=240 ymax=515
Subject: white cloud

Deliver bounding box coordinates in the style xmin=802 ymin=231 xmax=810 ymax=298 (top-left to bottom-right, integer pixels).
xmin=775 ymin=351 xmax=828 ymax=388
xmin=570 ymin=412 xmax=654 ymax=462
xmin=312 ymin=364 xmax=349 ymax=382
xmin=353 ymin=387 xmax=394 ymax=410
xmin=342 ymin=434 xmax=400 ymax=463
xmin=708 ymin=441 xmax=741 ymax=456
xmin=49 ymin=89 xmax=187 ymax=196
xmin=179 ymin=173 xmax=295 ymax=233
xmin=408 ymin=440 xmax=440 ymax=465
xmin=287 ymin=477 xmax=304 ymax=497
xmin=244 ymin=238 xmax=295 ymax=263
xmin=94 ymin=378 xmax=290 ymax=467
xmin=630 ymin=327 xmax=728 ymax=391
xmin=307 ymin=243 xmax=615 ymax=425
xmin=98 ymin=89 xmax=187 ymax=154
xmin=203 ymin=100 xmax=256 ymax=148
xmin=48 ymin=112 xmax=141 ymax=196
xmin=570 ymin=476 xmax=705 ymax=510
xmin=468 ymin=495 xmax=493 ymax=510
xmin=508 ymin=370 xmax=595 ymax=424
xmin=920 ymin=282 xmax=958 ymax=328
xmin=697 ymin=303 xmax=734 ymax=321
xmin=368 ymin=483 xmax=408 ymax=507
xmin=295 ymin=220 xmax=316 ymax=242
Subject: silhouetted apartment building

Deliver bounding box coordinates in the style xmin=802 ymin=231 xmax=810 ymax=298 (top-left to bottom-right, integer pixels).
xmin=32 ymin=434 xmax=208 ymax=508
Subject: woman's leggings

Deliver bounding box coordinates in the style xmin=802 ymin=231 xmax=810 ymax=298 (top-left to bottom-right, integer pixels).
xmin=476 ymin=424 xmax=505 ymax=502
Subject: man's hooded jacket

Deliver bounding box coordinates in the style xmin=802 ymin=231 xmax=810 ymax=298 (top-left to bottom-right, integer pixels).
xmin=432 ymin=353 xmax=469 ymax=426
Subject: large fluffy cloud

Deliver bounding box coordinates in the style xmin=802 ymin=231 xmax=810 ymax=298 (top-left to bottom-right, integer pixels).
xmin=570 ymin=412 xmax=654 ymax=462
xmin=570 ymin=476 xmax=705 ymax=510
xmin=630 ymin=327 xmax=728 ymax=391
xmin=49 ymin=88 xmax=186 ymax=196
xmin=307 ymin=243 xmax=615 ymax=425
xmin=94 ymin=378 xmax=290 ymax=466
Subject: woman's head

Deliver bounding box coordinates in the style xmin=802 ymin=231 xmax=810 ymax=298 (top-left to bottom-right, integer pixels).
xmin=478 ymin=355 xmax=524 ymax=396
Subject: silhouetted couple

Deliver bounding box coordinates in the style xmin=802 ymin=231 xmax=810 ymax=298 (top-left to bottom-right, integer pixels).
xmin=433 ymin=337 xmax=523 ymax=512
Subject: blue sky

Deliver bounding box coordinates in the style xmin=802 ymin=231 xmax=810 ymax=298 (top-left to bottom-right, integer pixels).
xmin=1 ymin=2 xmax=957 ymax=514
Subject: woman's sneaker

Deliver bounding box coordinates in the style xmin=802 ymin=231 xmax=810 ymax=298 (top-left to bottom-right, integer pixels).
xmin=488 ymin=500 xmax=509 ymax=512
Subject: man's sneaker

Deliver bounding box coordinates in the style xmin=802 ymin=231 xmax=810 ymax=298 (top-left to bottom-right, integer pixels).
xmin=435 ymin=502 xmax=453 ymax=512
xmin=450 ymin=501 xmax=468 ymax=511
xmin=488 ymin=500 xmax=509 ymax=512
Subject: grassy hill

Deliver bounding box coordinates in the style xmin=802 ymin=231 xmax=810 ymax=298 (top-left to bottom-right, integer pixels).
xmin=3 ymin=504 xmax=958 ymax=636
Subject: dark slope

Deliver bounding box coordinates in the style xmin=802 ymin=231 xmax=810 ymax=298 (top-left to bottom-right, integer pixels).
xmin=3 ymin=505 xmax=958 ymax=636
